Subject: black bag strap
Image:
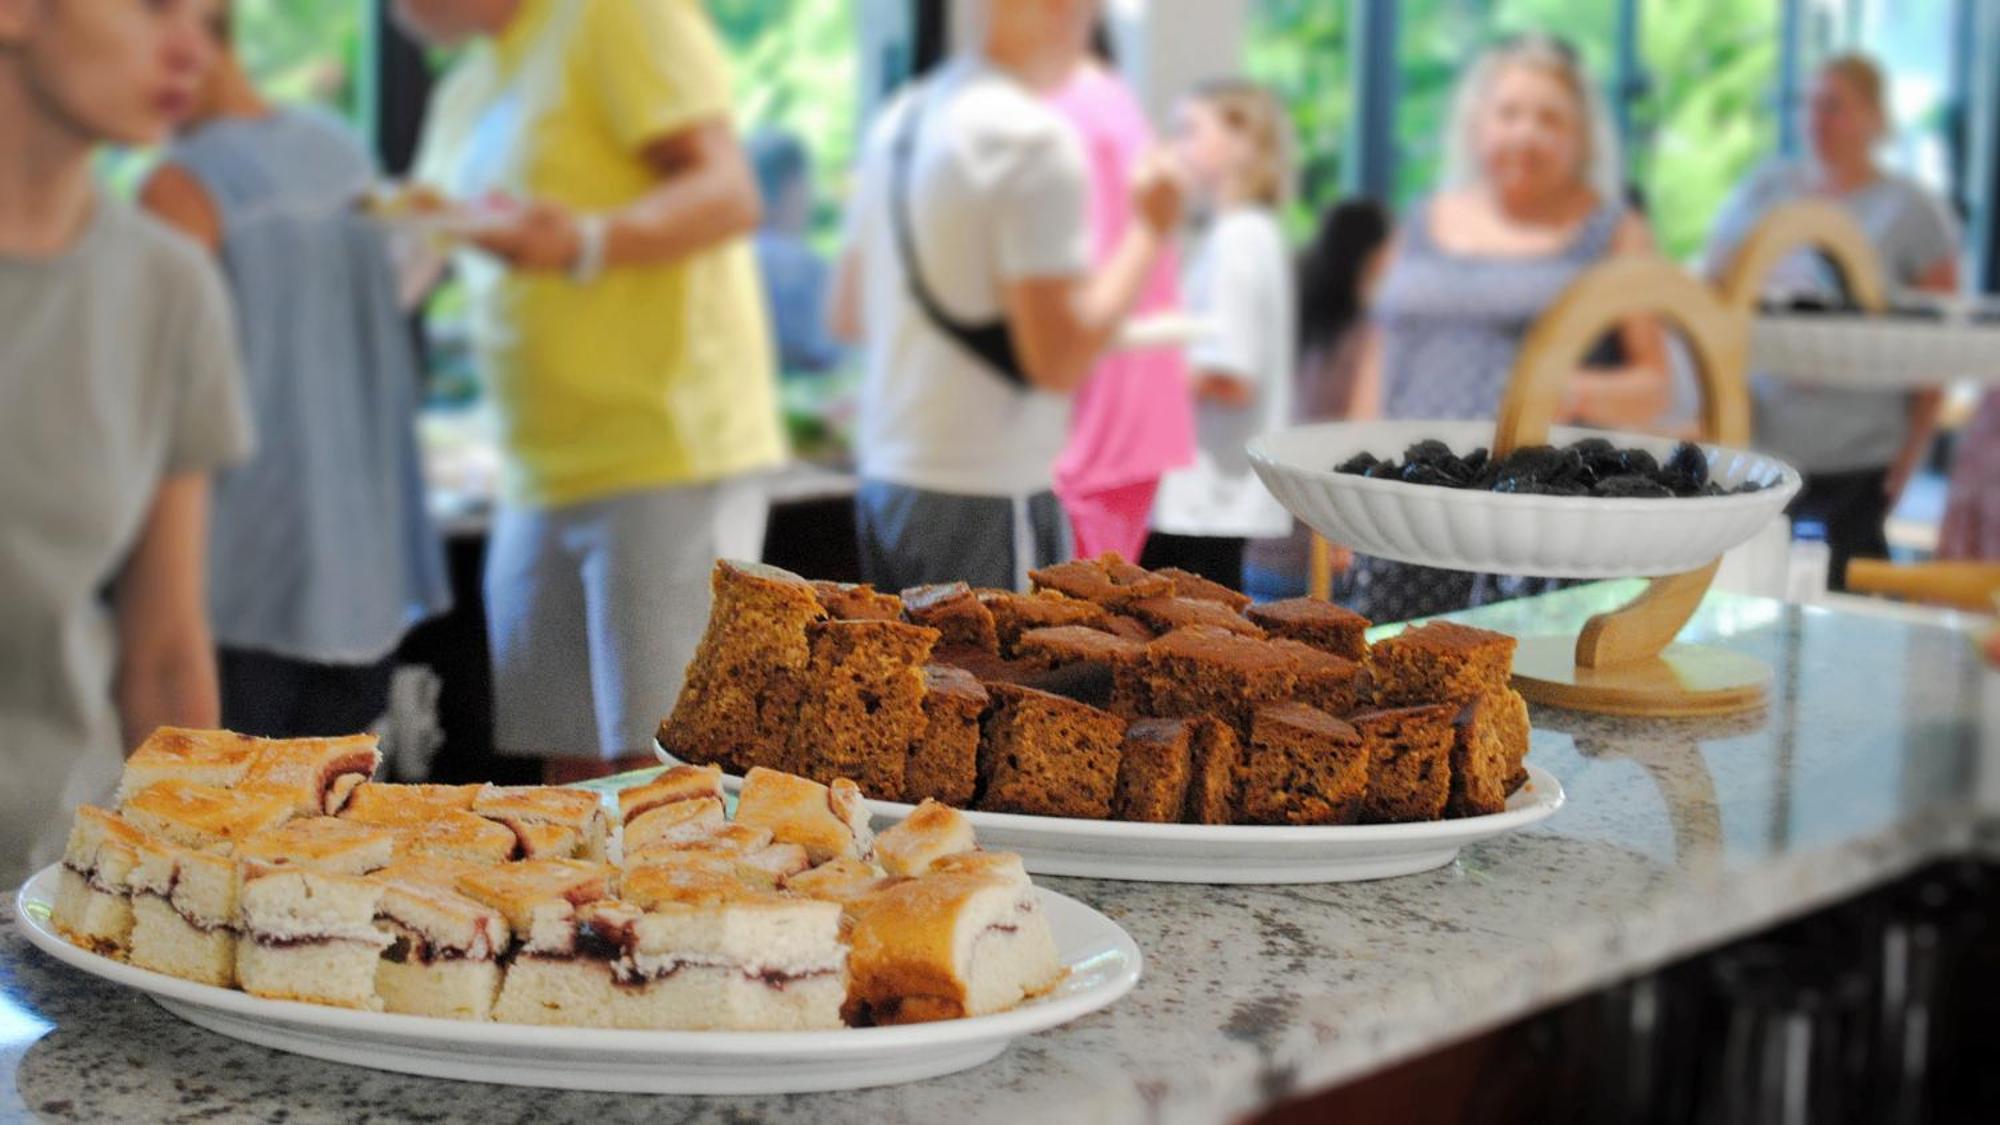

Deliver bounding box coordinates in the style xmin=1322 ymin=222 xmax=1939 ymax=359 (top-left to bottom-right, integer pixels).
xmin=889 ymin=87 xmax=1031 ymax=390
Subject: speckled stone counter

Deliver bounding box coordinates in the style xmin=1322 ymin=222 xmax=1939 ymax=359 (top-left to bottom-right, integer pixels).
xmin=4 ymin=589 xmax=1993 ymax=1125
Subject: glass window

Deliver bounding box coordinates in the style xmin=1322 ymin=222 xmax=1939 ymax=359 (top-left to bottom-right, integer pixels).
xmin=711 ymin=0 xmax=861 ymax=250
xmin=1631 ymin=0 xmax=1783 ymax=261
xmin=1245 ymin=0 xmax=1354 ymax=233
xmin=230 ymin=0 xmax=370 ymax=125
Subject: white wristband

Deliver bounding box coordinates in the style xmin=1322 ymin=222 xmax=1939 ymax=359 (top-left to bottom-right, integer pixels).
xmin=570 ymin=214 xmax=608 ymax=284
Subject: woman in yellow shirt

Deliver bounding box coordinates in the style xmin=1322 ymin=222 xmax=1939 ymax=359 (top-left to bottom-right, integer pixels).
xmin=397 ymin=0 xmax=783 ymax=780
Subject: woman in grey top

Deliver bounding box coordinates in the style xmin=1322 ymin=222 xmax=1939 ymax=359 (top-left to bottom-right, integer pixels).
xmin=1702 ymin=53 xmax=1958 ymax=591
xmin=0 ymin=1 xmax=253 ymax=886
xmin=139 ymin=15 xmax=449 ymax=737
xmin=1340 ymin=35 xmax=1671 ymax=623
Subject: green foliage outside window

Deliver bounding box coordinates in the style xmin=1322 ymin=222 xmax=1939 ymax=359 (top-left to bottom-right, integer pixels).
xmin=709 ymin=0 xmax=860 ymax=250
xmin=1249 ymin=0 xmax=1781 ymax=262
xmin=230 ymin=0 xmax=368 ymax=122
xmin=1633 ymin=0 xmax=1780 ymax=263
xmin=1245 ymin=0 xmax=1352 ymax=238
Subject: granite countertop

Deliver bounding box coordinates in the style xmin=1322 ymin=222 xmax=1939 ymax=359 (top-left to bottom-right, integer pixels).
xmin=4 ymin=589 xmax=1994 ymax=1124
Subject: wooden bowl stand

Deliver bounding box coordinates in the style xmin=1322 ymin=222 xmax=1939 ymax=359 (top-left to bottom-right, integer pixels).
xmin=1504 ymin=202 xmax=1888 ymax=717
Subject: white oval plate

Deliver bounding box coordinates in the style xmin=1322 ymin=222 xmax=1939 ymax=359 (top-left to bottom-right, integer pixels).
xmin=15 ymin=868 xmax=1139 ymax=1094
xmin=655 ymin=746 xmax=1564 ymax=884
xmin=1248 ymin=422 xmax=1801 ymax=579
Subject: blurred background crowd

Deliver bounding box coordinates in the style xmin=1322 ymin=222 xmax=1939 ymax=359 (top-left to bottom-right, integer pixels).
xmin=3 ymin=0 xmax=1997 ymax=885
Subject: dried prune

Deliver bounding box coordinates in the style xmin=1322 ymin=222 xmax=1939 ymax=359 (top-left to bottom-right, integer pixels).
xmin=1332 ymin=437 xmax=1768 ymax=499
xmin=1663 ymin=442 xmax=1710 ymax=492
xmin=1592 ymin=474 xmax=1674 ymax=498
xmin=1547 ymin=447 xmax=1589 ymax=488
xmin=1400 ymin=461 xmax=1457 ymax=487
xmin=1403 ymin=439 xmax=1456 ymax=466
xmin=1616 ymin=448 xmax=1659 ymax=478
xmin=1496 ymin=445 xmax=1564 ymax=482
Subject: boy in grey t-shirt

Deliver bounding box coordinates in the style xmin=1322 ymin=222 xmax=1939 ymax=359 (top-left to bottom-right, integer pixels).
xmin=0 ymin=4 xmax=252 ymax=886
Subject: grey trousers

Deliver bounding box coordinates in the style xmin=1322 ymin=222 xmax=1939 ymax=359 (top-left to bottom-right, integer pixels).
xmin=855 ymin=480 xmax=1070 ymax=593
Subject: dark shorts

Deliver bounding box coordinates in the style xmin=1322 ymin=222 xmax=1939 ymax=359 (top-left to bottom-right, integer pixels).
xmin=219 ymin=647 xmax=395 ymax=739
xmin=1788 ymin=466 xmax=1892 ymax=591
xmin=855 ymin=481 xmax=1070 ymax=593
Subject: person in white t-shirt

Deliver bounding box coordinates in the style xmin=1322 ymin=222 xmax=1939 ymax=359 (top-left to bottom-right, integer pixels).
xmin=1142 ymin=79 xmax=1298 ymax=589
xmin=828 ymin=0 xmax=1183 ymax=592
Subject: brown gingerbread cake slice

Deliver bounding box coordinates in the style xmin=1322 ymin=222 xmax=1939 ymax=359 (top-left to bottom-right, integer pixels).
xmin=1112 ymin=718 xmax=1195 ymax=823
xmin=904 ymin=664 xmax=988 ymax=806
xmin=1181 ymin=716 xmax=1242 ymax=825
xmin=1445 ymin=692 xmax=1527 ymax=818
xmin=901 ymin=582 xmax=1000 ymax=652
xmin=1490 ymin=687 xmax=1533 ymax=796
xmin=976 ymin=683 xmax=1125 ymax=819
xmin=978 ymin=590 xmax=1111 ymax=657
xmin=788 ymin=619 xmax=938 ymax=795
xmin=1140 ymin=625 xmax=1298 ymax=732
xmin=1237 ymin=703 xmax=1369 ymax=826
xmin=811 ymin=581 xmax=905 ymax=622
xmin=1244 ymin=597 xmax=1371 ymax=661
xmin=1124 ymin=596 xmax=1266 ymax=639
xmin=1028 ymin=555 xmax=1172 ymax=609
xmin=1013 ymin=624 xmax=1148 ymax=672
xmin=1101 ymin=615 xmax=1158 ymax=643
xmin=1351 ymin=703 xmax=1457 ymax=823
xmin=1150 ymin=567 xmax=1253 ymax=612
xmin=658 ymin=560 xmax=827 ymax=774
xmin=1368 ymin=621 xmax=1517 ymax=708
xmin=1270 ymin=638 xmax=1364 ymax=717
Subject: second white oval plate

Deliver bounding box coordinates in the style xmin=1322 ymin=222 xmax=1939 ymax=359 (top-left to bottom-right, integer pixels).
xmin=16 ymin=869 xmax=1140 ymax=1095
xmin=654 ymin=747 xmax=1565 ymax=884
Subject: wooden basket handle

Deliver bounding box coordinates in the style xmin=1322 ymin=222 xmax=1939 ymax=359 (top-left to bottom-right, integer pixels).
xmin=1717 ymin=198 xmax=1887 ymax=313
xmin=1494 ymin=255 xmax=1753 ymax=669
xmin=1493 ymin=255 xmax=1752 ymax=455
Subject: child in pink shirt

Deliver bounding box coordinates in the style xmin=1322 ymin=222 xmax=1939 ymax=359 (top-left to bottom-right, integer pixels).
xmin=1048 ymin=58 xmax=1194 ymax=561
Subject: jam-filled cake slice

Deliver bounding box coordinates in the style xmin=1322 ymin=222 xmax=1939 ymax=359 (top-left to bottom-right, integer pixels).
xmin=51 ymin=806 xmax=153 ymax=957
xmin=114 ymin=727 xmax=265 ymax=805
xmin=493 ymin=869 xmax=847 ymax=1031
xmin=237 ymin=734 xmax=383 ymax=817
xmin=339 ymin=782 xmax=482 ymax=823
xmin=236 ymin=817 xmax=396 ymax=876
xmin=119 ymin=780 xmax=295 ymax=852
xmin=126 ymin=837 xmax=241 ymax=985
xmin=234 ymin=864 xmax=392 ymax=1010
xmin=370 ymin=866 xmax=511 ymax=1020
xmin=471 ymin=785 xmax=611 ymax=862
xmin=871 ymin=800 xmax=976 ymax=877
xmin=843 ymin=870 xmax=1062 ymax=1026
xmin=732 ymin=767 xmax=873 ymax=864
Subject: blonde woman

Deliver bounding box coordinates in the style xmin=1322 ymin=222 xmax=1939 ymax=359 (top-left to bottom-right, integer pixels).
xmin=1342 ymin=33 xmax=1670 ymax=622
xmin=1143 ymin=79 xmax=1298 ymax=588
xmin=1703 ymin=53 xmax=1959 ymax=590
